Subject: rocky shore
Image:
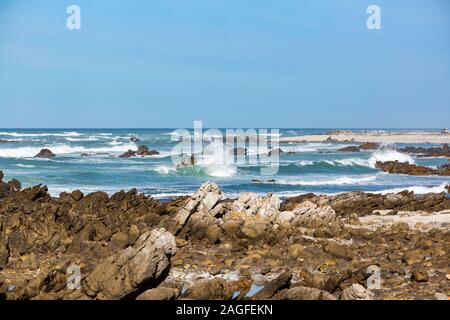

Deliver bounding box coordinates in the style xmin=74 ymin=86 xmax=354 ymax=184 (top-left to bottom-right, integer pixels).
xmin=0 ymin=172 xmax=449 ymax=300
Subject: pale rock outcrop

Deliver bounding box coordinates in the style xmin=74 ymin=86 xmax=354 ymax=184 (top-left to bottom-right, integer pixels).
xmin=167 ymin=182 xmax=226 ymax=235
xmin=340 ymin=284 xmax=374 ymax=300
xmin=279 ymin=201 xmax=336 ymax=228
xmin=232 ymin=192 xmax=281 ymax=218
xmin=79 ymin=228 xmax=176 ymax=300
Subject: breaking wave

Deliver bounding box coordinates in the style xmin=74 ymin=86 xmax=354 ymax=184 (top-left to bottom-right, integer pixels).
xmin=265 ymin=175 xmax=378 ymax=186
xmin=0 ymin=143 xmax=137 ymax=158
xmin=375 ymin=182 xmax=449 ymax=195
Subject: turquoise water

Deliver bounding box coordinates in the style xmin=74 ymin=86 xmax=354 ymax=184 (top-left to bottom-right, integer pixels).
xmin=0 ymin=129 xmax=449 ymax=199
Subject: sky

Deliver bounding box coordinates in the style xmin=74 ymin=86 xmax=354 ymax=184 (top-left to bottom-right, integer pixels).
xmin=0 ymin=0 xmax=449 ymax=128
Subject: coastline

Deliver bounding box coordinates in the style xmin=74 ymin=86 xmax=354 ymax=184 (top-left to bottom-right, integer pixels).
xmin=280 ymin=132 xmax=450 ymax=144
xmin=1 ymin=175 xmax=449 ymax=300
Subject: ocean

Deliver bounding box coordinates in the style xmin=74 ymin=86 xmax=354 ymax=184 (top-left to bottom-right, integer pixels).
xmin=1 ymin=128 xmax=449 ymax=199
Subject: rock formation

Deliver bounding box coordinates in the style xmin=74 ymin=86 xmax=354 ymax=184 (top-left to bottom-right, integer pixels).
xmin=119 ymin=145 xmax=159 ymax=158
xmin=34 ymin=149 xmax=55 ymax=158
xmin=375 ymin=161 xmax=450 ymax=176
xmin=0 ymin=176 xmax=449 ymax=300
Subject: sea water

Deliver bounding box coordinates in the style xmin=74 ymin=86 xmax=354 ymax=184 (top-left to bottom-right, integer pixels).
xmin=0 ymin=128 xmax=449 ymax=199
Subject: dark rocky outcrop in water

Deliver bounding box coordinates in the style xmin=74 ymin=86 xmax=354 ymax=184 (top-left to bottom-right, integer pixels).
xmin=338 ymin=142 xmax=380 ymax=152
xmin=119 ymin=145 xmax=159 ymax=158
xmin=375 ymin=161 xmax=450 ymax=176
xmin=0 ymin=175 xmax=449 ymax=300
xmin=34 ymin=149 xmax=55 ymax=158
xmin=398 ymin=144 xmax=450 ymax=158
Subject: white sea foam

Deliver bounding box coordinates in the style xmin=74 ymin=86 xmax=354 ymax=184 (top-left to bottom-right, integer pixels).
xmin=0 ymin=131 xmax=82 ymax=137
xmin=375 ymin=182 xmax=449 ymax=195
xmin=270 ymin=175 xmax=377 ymax=186
xmin=0 ymin=143 xmax=137 ymax=158
xmin=367 ymin=149 xmax=415 ymax=168
xmin=153 ymin=165 xmax=176 ymax=175
xmin=15 ymin=164 xmax=36 ymax=168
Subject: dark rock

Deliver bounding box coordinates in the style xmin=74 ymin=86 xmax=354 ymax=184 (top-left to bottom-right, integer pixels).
xmin=0 ymin=171 xmax=21 ymax=198
xmin=119 ymin=145 xmax=159 ymax=158
xmin=338 ymin=143 xmax=379 ymax=152
xmin=35 ymin=149 xmax=55 ymax=158
xmin=337 ymin=146 xmax=360 ymax=152
xmin=359 ymin=142 xmax=379 ymax=150
xmin=119 ymin=150 xmax=136 ymax=158
xmin=129 ymin=136 xmax=141 ymax=142
xmin=398 ymin=144 xmax=450 ymax=158
xmin=375 ymin=161 xmax=450 ymax=176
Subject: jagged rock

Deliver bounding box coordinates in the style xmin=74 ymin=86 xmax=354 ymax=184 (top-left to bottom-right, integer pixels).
xmin=167 ymin=182 xmax=225 ymax=235
xmin=232 ymin=193 xmax=281 ymax=218
xmin=136 ymin=145 xmax=159 ymax=156
xmin=340 ymin=284 xmax=374 ymax=300
xmin=280 ymin=286 xmax=336 ymax=300
xmin=136 ymin=287 xmax=179 ymax=300
xmin=119 ymin=145 xmax=159 ymax=158
xmin=0 ymin=171 xmax=21 ymax=198
xmin=289 ymin=201 xmax=336 ymax=228
xmin=80 ymin=228 xmax=176 ymax=300
xmin=281 ymin=190 xmax=450 ymax=216
xmin=35 ymin=149 xmax=55 ymax=158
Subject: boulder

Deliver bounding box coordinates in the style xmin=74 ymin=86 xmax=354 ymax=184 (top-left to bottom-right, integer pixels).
xmin=80 ymin=228 xmax=176 ymax=299
xmin=35 ymin=149 xmax=55 ymax=158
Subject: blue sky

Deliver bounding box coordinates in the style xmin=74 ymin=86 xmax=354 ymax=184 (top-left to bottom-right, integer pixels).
xmin=0 ymin=0 xmax=449 ymax=128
